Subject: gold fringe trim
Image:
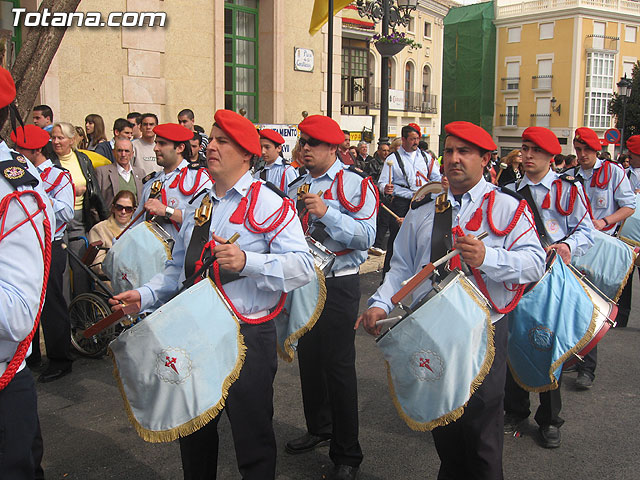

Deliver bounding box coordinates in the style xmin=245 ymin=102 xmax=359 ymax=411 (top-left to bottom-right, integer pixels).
xmin=614 ymin=249 xmax=637 ymax=302
xmin=109 ymin=282 xmax=247 ymax=443
xmin=144 ymin=221 xmax=173 ymax=260
xmin=277 ymin=265 xmax=327 ymax=363
xmin=508 ymin=263 xmax=599 ymax=393
xmin=386 ymin=276 xmax=496 ymax=432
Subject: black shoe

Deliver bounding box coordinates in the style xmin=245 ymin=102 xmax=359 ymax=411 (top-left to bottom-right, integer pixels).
xmin=575 ymin=372 xmax=593 ymax=390
xmin=27 ymin=357 xmax=43 ymax=371
xmin=38 ymin=365 xmax=72 ymax=383
xmin=285 ymin=433 xmax=331 ymax=454
xmin=504 ymin=413 xmax=526 ymax=434
xmin=326 ymin=465 xmax=358 ymax=480
xmin=538 ymin=425 xmax=561 ymax=448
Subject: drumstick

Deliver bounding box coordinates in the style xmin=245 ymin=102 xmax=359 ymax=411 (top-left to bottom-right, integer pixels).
xmin=380 ymin=202 xmax=401 ymax=221
xmin=116 ymin=209 xmax=145 ymax=240
xmin=494 ymin=162 xmax=508 ymax=183
xmin=391 ymin=232 xmax=489 ymax=305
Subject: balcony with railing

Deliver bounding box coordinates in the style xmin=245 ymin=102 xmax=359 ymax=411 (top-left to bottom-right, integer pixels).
xmin=530 ymin=113 xmax=551 ymax=127
xmin=366 ymin=87 xmax=439 ymax=114
xmin=500 ymin=113 xmax=519 ymax=127
xmin=585 ymin=34 xmax=619 ymax=52
xmin=496 ymin=0 xmax=640 ymax=20
xmin=532 ymin=75 xmax=553 ymax=91
xmin=501 ymin=77 xmax=520 ymax=92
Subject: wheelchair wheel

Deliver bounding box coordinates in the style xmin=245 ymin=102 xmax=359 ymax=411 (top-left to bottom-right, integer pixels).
xmin=69 ymin=293 xmax=116 ymax=358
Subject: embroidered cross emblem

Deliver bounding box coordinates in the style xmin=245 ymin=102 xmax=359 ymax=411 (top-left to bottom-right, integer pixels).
xmin=121 ymin=273 xmax=128 ymax=281
xmin=419 ymin=357 xmax=434 ymax=373
xmin=165 ymin=356 xmax=179 ymax=374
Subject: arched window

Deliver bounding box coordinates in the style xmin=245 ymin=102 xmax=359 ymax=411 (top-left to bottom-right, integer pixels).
xmin=422 ymin=65 xmax=431 ymax=101
xmin=388 ymin=57 xmax=396 ymax=90
xmin=405 ymin=61 xmax=415 ymax=110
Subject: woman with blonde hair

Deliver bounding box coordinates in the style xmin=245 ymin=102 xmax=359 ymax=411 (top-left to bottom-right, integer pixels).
xmin=497 ymin=149 xmax=523 ymax=186
xmin=85 ymin=113 xmax=107 ymax=150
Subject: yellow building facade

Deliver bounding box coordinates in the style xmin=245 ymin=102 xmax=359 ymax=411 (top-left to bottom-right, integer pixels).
xmin=493 ymin=0 xmax=640 ymax=156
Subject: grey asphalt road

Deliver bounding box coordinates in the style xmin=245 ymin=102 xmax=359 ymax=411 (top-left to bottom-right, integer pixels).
xmin=35 ymin=271 xmax=640 ymax=479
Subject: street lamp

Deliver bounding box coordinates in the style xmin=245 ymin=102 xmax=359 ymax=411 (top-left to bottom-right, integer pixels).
xmin=356 ymin=0 xmax=418 ymax=145
xmin=617 ymin=75 xmax=633 ymax=154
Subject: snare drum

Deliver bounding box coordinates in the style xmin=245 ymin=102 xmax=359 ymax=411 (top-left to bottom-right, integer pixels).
xmin=103 ymin=221 xmax=174 ymax=294
xmin=411 ymin=181 xmax=443 ymax=207
xmin=570 ymin=229 xmax=638 ymax=302
xmin=109 ymin=278 xmax=244 ymax=442
xmin=376 ymin=270 xmax=493 ymax=431
xmin=563 ymin=265 xmax=618 ymax=369
xmin=274 ymin=265 xmax=326 ymax=362
xmin=306 ymin=236 xmax=336 ymax=276
xmin=618 ymin=195 xmax=640 ymax=266
xmin=508 ymin=253 xmax=606 ymax=392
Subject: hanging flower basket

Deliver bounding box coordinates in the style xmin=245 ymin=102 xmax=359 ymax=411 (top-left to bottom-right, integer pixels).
xmin=375 ymin=41 xmax=406 ymax=57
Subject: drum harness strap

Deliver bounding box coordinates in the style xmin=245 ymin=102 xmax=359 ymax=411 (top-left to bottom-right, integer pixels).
xmin=573 ymin=163 xmax=622 ymax=232
xmin=298 ymin=168 xmax=379 ymax=256
xmin=184 ymin=182 xmax=294 ymax=325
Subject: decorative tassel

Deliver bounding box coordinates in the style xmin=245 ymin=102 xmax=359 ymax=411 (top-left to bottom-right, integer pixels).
xmin=542 ymin=192 xmax=551 ymax=209
xmin=449 ymin=226 xmax=465 ymax=270
xmin=229 ymin=196 xmax=248 ymax=224
xmin=465 ymin=208 xmax=483 ymax=231
xmin=324 ymin=190 xmax=333 ymax=200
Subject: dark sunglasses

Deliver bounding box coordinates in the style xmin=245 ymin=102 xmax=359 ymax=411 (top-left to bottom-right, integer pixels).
xmin=299 ymin=136 xmax=325 ymax=148
xmin=113 ymin=204 xmax=135 ymax=213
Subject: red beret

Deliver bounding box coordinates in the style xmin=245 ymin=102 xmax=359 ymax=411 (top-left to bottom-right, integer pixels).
xmin=298 ymin=115 xmax=344 ymax=145
xmin=445 ymin=121 xmax=497 ymax=151
xmin=627 ymin=135 xmax=640 ymax=156
xmin=10 ymin=125 xmax=50 ymax=150
xmin=574 ymin=127 xmax=601 ymax=152
xmin=259 ymin=128 xmax=285 ymax=145
xmin=522 ymin=127 xmax=561 ymax=155
xmin=0 ymin=67 xmax=16 ymax=110
xmin=213 ymin=110 xmax=261 ymax=156
xmin=153 ymin=123 xmax=193 ymax=142
xmin=408 ymin=123 xmax=421 ymax=135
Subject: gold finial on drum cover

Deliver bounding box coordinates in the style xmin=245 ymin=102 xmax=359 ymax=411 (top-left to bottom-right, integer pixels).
xmin=297 ymin=183 xmax=310 ymax=199
xmin=150 ymin=180 xmax=163 ymax=198
xmin=435 ymin=192 xmax=450 ymax=214
xmin=195 ymin=194 xmax=213 ymax=227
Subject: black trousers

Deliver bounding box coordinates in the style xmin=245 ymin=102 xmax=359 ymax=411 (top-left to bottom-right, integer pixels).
xmin=615 ymin=268 xmax=637 ymax=328
xmin=504 ymin=368 xmax=564 ymax=428
xmin=431 ymin=318 xmax=508 ymax=480
xmin=29 ymin=240 xmax=72 ymax=369
xmin=297 ymin=274 xmax=363 ymax=468
xmin=179 ymin=321 xmax=278 ymax=480
xmin=373 ymin=198 xmax=392 ymax=249
xmin=577 ymin=346 xmax=597 ymax=380
xmin=382 ymin=197 xmax=411 ymax=275
xmin=0 ymin=368 xmax=43 ymax=480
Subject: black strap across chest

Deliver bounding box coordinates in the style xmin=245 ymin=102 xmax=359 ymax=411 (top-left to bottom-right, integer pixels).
xmin=517 ymin=184 xmax=550 ymax=247
xmin=430 ymin=194 xmax=453 ymax=279
xmin=1 ymin=153 xmax=39 ymax=189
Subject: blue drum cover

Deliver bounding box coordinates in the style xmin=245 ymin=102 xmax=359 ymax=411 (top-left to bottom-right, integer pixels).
xmin=377 ymin=274 xmax=493 ymax=431
xmin=619 ymin=195 xmax=640 ymax=247
xmin=508 ymin=256 xmax=596 ymax=392
xmin=570 ymin=229 xmax=636 ymax=302
xmin=109 ymin=279 xmax=245 ymax=442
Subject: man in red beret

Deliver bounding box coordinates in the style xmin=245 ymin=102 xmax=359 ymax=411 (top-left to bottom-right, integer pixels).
xmin=0 ymin=67 xmax=55 ymax=480
xmin=625 ymin=135 xmax=640 ymax=193
xmin=12 ymin=125 xmax=77 ymax=383
xmin=358 ymin=120 xmax=545 ymax=479
xmin=254 ymin=128 xmax=297 ymax=192
xmin=112 ymin=109 xmax=315 ymax=479
xmin=377 ymin=123 xmax=441 ymax=276
xmin=571 ymin=127 xmax=635 ymax=381
xmin=285 ymin=115 xmax=378 ymax=480
xmin=132 ymin=123 xmax=212 ymax=240
xmin=503 ymin=126 xmax=594 ymax=448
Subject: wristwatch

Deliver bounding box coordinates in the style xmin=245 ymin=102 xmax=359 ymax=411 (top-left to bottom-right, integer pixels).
xmin=164 ymin=206 xmax=175 ymax=220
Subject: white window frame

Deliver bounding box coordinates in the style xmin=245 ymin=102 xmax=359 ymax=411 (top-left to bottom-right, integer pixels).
xmin=539 ymin=22 xmax=554 ymax=40
xmin=505 ymin=99 xmax=518 ymax=127
xmin=424 ymin=21 xmax=432 ymax=39
xmin=584 ymin=51 xmax=614 ymax=129
xmin=625 ymin=25 xmax=637 ymax=43
xmin=508 ymin=27 xmax=521 ymax=43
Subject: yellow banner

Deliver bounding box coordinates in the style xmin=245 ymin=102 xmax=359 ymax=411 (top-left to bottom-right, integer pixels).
xmin=309 ymin=0 xmax=353 ymax=35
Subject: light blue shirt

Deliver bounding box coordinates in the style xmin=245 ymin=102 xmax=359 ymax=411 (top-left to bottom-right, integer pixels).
xmin=377 ymin=146 xmax=441 ymax=199
xmin=36 ymin=159 xmax=74 ymax=240
xmin=133 ymin=159 xmax=212 ymax=239
xmin=138 ymin=171 xmax=315 ymax=315
xmin=254 ymin=157 xmax=298 ymax=192
xmin=625 ymin=166 xmax=640 ymax=192
xmin=287 ymin=159 xmax=377 ymax=272
xmin=511 ymin=170 xmax=594 ymax=258
xmin=369 ymin=178 xmax=546 ymax=323
xmin=576 ymin=159 xmax=636 ymax=234
xmin=0 ymin=142 xmax=55 ymax=373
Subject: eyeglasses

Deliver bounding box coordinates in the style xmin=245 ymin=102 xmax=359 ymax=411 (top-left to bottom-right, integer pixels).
xmin=299 ymin=136 xmax=325 ymax=148
xmin=113 ymin=204 xmax=135 ymax=213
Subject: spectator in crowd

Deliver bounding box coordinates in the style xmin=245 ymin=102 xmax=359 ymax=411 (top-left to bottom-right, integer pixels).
xmin=497 ymin=149 xmax=523 ymax=186
xmin=389 ymin=137 xmax=402 ymax=153
xmin=355 ymin=140 xmax=372 ymax=171
xmin=618 ymin=153 xmax=630 ymax=169
xmin=74 ymin=126 xmax=88 ymax=151
xmin=600 ymin=150 xmax=612 ymax=161
xmin=32 ymin=104 xmax=54 ymax=132
xmin=95 ymin=118 xmax=134 ymax=163
xmin=564 ymin=154 xmax=578 ymax=170
xmin=554 ymin=154 xmax=566 ymax=171
xmin=96 ymin=137 xmax=145 ymax=207
xmin=369 ymin=142 xmax=391 ymax=256
xmin=127 ymin=112 xmax=142 ymax=139
xmin=178 ymin=108 xmax=209 ymax=154
xmin=88 ymin=190 xmax=137 ymax=278
xmin=337 ymin=130 xmax=355 ymax=165
xmin=188 ymin=131 xmax=206 ymax=168
xmin=85 ymin=114 xmax=108 ymax=150
xmin=50 ymin=121 xmax=108 ymax=295
xmin=132 ymin=113 xmax=160 ymax=176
